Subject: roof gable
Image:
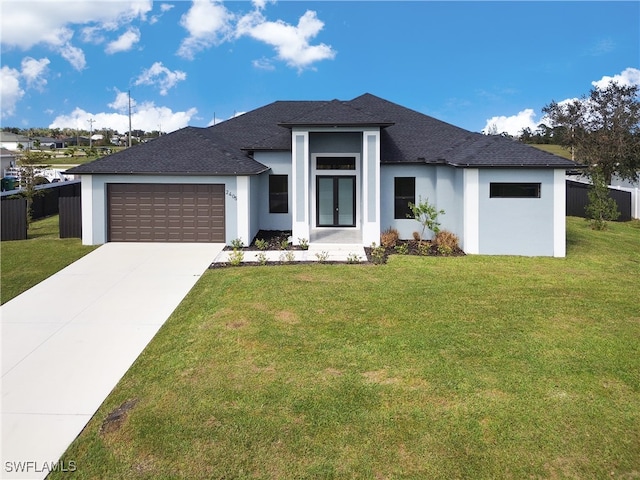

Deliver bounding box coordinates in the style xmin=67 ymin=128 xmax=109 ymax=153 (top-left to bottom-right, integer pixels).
xmin=67 ymin=127 xmax=268 ymax=176
xmin=278 ymin=99 xmax=394 ymax=127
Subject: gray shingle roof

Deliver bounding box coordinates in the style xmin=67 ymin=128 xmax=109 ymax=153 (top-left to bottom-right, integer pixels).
xmin=66 ymin=127 xmax=269 ymax=175
xmin=67 ymin=93 xmax=578 ymax=175
xmin=278 ymin=99 xmax=394 ymax=127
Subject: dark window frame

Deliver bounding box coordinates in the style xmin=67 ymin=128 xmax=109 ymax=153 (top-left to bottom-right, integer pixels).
xmin=490 ymin=182 xmax=541 ymax=198
xmin=316 ymin=156 xmax=356 ymax=170
xmin=394 ymin=177 xmax=415 ymax=219
xmin=269 ymin=175 xmax=288 ymax=214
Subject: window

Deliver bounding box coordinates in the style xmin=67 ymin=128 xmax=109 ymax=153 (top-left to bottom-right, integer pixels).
xmin=490 ymin=182 xmax=541 ymax=198
xmin=394 ymin=177 xmax=415 ymax=219
xmin=316 ymin=156 xmax=356 ymax=170
xmin=269 ymin=175 xmax=288 ymax=213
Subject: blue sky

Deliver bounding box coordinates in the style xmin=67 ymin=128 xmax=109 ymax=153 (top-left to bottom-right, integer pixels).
xmin=1 ymin=1 xmax=638 ymax=136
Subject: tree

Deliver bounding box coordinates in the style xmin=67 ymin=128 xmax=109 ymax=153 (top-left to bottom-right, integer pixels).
xmin=543 ymin=82 xmax=640 ymax=183
xmin=407 ymin=196 xmax=445 ymax=245
xmin=17 ymin=150 xmax=51 ymax=226
xmin=585 ymin=171 xmax=620 ymax=230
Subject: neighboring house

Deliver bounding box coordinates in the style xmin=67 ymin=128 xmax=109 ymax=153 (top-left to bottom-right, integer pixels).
xmin=33 ymin=137 xmax=66 ymax=149
xmin=0 ymin=132 xmax=32 ymax=151
xmin=67 ymin=94 xmax=578 ymax=256
xmin=1 ymin=148 xmax=17 ymax=176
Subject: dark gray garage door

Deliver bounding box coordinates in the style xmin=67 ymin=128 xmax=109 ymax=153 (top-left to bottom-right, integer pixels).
xmin=108 ymin=184 xmax=225 ymax=242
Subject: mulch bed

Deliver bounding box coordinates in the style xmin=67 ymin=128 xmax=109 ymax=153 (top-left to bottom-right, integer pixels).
xmin=365 ymin=240 xmax=466 ymax=264
xmin=222 ymin=230 xmax=302 ymax=251
xmin=214 ymin=230 xmax=465 ymax=267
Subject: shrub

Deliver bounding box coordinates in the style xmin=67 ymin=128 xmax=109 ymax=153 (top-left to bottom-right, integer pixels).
xmin=370 ymin=242 xmax=387 ymax=265
xmin=394 ymin=243 xmax=409 ymax=255
xmin=230 ymin=238 xmax=244 ymax=249
xmin=256 ymin=252 xmax=268 ymax=265
xmin=418 ymin=243 xmax=431 ymax=256
xmin=315 ymin=251 xmax=329 ymax=263
xmin=298 ymin=238 xmax=309 ymax=250
xmin=279 ymin=251 xmax=296 ymax=263
xmin=407 ymin=196 xmax=444 ymax=244
xmin=347 ymin=253 xmax=362 ymax=264
xmin=255 ymin=238 xmax=268 ymax=250
xmin=280 ymin=238 xmax=291 ymax=250
xmin=228 ymin=249 xmax=244 ymax=266
xmin=380 ymin=227 xmax=399 ymax=248
xmin=412 ymin=231 xmax=421 ymax=241
xmin=434 ymin=230 xmax=459 ymax=253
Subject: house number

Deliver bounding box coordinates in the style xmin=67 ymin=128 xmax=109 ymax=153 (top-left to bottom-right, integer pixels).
xmin=225 ymin=190 xmax=237 ymax=200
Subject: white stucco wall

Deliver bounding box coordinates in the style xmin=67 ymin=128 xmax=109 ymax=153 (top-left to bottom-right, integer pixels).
xmin=477 ymin=168 xmax=561 ymax=256
xmin=381 ymin=165 xmax=566 ymax=256
xmin=380 ymin=164 xmax=463 ymax=241
xmin=254 ymin=151 xmax=293 ymax=232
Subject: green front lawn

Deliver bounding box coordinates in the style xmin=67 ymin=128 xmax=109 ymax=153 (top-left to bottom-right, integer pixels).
xmin=51 ymin=217 xmax=640 ymax=479
xmin=1 ymin=216 xmax=97 ymax=304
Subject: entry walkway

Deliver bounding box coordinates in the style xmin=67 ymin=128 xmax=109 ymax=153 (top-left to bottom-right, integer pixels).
xmin=1 ymin=243 xmax=224 ymax=480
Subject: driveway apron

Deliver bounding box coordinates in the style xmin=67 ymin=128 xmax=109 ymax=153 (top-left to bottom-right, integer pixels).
xmin=1 ymin=242 xmax=223 ymax=480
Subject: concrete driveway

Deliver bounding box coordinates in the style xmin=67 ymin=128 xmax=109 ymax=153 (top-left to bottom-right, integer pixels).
xmin=1 ymin=242 xmax=224 ymax=480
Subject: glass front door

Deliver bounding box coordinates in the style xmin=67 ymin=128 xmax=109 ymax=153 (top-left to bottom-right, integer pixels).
xmin=316 ymin=176 xmax=356 ymax=227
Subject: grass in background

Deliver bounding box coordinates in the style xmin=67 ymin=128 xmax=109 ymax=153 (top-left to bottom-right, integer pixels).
xmin=530 ymin=144 xmax=573 ymax=160
xmin=51 ymin=217 xmax=640 ymax=479
xmin=1 ymin=215 xmax=97 ymax=304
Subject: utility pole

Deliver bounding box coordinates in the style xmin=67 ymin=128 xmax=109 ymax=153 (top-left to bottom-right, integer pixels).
xmin=128 ymin=90 xmax=132 ymax=148
xmin=88 ymin=118 xmax=95 ymax=148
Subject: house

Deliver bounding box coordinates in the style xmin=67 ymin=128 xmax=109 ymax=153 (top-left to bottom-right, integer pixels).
xmin=0 ymin=131 xmax=32 ymax=151
xmin=67 ymin=94 xmax=578 ymax=256
xmin=1 ymin=148 xmax=17 ymax=176
xmin=33 ymin=136 xmax=66 ymax=149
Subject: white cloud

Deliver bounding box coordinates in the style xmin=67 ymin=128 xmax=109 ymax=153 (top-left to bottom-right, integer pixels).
xmin=50 ymin=93 xmax=197 ymax=133
xmin=483 ymin=109 xmax=540 ymax=136
xmin=591 ymin=67 xmax=640 ymax=90
xmin=177 ymin=1 xmax=335 ymax=70
xmin=1 ymin=57 xmax=53 ymax=117
xmin=237 ymin=9 xmax=336 ymax=71
xmin=59 ymin=43 xmax=87 ymax=71
xmin=20 ymin=57 xmax=50 ymax=91
xmin=150 ymin=3 xmax=175 ymax=24
xmin=108 ymin=91 xmax=135 ymax=113
xmin=105 ymin=28 xmax=141 ymax=54
xmin=177 ymin=0 xmax=234 ymax=60
xmin=1 ymin=66 xmax=25 ymax=118
xmin=252 ymin=58 xmax=276 ymax=71
xmin=0 ymin=1 xmax=152 ymax=69
xmin=483 ymin=67 xmax=640 ymax=137
xmin=134 ymin=62 xmax=187 ymax=95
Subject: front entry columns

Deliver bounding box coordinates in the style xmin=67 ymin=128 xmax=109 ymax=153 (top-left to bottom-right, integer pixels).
xmin=291 ymin=127 xmax=381 ymax=246
xmin=361 ymin=129 xmax=380 ymax=245
xmin=291 ymin=130 xmax=310 ymax=243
